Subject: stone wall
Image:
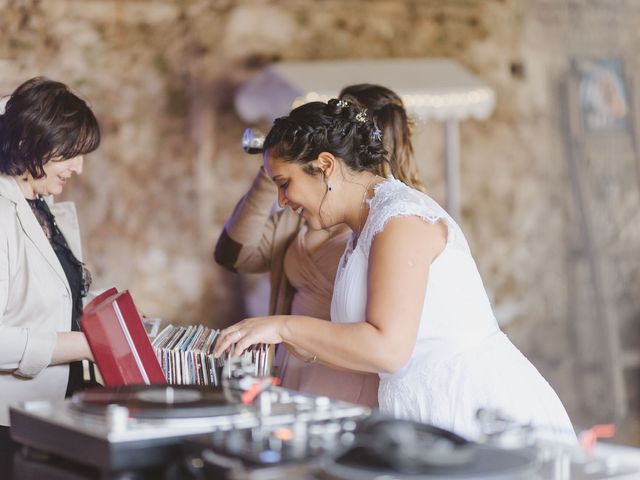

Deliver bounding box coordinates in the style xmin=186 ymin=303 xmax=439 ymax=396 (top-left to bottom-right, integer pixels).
xmin=1 ymin=0 xmax=639 ymax=438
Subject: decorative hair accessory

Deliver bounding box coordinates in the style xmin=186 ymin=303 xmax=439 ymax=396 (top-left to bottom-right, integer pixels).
xmin=336 ymin=99 xmax=349 ymax=108
xmin=355 ymin=109 xmax=368 ymax=123
xmin=371 ymin=123 xmax=382 ymax=142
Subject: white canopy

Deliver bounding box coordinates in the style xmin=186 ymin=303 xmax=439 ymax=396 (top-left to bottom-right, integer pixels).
xmin=235 ymin=58 xmax=495 ymax=124
xmin=234 ymin=58 xmax=496 ymax=220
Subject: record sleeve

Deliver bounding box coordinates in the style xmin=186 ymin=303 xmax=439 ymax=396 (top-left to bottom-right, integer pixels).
xmin=80 ymin=288 xmax=167 ymax=386
xmin=151 ymin=325 xmax=273 ymax=386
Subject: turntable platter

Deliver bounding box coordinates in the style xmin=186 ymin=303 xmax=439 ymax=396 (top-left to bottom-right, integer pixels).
xmin=70 ymin=385 xmax=241 ymax=418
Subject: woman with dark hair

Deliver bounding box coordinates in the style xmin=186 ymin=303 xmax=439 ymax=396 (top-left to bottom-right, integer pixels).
xmin=0 ymin=77 xmax=100 ymax=430
xmin=214 ymin=85 xmax=424 ymax=408
xmin=214 ymin=99 xmax=576 ymax=445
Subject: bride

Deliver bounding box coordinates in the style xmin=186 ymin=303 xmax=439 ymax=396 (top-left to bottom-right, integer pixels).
xmin=213 ymin=99 xmax=576 ymax=445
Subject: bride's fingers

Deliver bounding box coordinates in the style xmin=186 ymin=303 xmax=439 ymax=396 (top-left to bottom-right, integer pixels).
xmin=214 ymin=329 xmax=238 ymax=357
xmin=213 ymin=318 xmax=264 ymax=358
xmin=234 ymin=333 xmax=258 ymax=357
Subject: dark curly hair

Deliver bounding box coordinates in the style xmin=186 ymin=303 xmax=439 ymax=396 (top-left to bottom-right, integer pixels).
xmin=339 ymin=84 xmax=425 ymax=192
xmin=0 ymin=77 xmax=100 ymax=179
xmin=263 ymin=99 xmax=387 ymax=176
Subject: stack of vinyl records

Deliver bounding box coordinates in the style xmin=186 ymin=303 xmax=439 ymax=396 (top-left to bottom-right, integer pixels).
xmin=152 ymin=324 xmax=272 ymax=386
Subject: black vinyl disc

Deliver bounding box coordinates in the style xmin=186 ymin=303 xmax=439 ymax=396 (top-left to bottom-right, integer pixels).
xmin=70 ymin=385 xmax=241 ymax=418
xmin=322 ymin=444 xmax=538 ymax=480
xmin=322 ymin=415 xmax=538 ymax=479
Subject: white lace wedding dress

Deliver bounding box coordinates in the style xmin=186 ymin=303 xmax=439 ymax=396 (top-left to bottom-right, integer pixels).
xmin=330 ymin=179 xmax=576 ymax=445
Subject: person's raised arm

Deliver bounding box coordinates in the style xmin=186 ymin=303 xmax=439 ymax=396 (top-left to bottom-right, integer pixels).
xmin=214 ymin=216 xmax=447 ymax=374
xmin=214 ymin=166 xmax=282 ymax=273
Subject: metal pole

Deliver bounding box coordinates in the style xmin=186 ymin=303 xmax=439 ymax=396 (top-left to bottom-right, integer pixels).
xmin=444 ymin=120 xmax=460 ymax=220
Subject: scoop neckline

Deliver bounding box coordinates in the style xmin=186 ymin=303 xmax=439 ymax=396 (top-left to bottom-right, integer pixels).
xmin=340 ymin=179 xmax=395 ymax=267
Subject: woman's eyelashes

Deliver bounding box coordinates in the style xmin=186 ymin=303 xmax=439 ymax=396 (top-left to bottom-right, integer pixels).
xmin=277 ymin=181 xmax=289 ymax=193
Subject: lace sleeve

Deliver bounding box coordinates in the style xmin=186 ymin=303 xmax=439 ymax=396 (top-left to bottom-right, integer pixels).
xmin=359 ymin=179 xmax=469 ymax=255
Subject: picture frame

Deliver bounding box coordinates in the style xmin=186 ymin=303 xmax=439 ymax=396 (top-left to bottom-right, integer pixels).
xmin=573 ymin=57 xmax=630 ymax=134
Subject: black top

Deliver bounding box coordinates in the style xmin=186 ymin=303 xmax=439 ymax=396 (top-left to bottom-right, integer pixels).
xmin=26 ymin=197 xmax=92 ymax=397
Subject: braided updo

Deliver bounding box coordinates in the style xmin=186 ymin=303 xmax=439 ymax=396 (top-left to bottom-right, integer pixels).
xmin=263 ymin=99 xmax=387 ymax=175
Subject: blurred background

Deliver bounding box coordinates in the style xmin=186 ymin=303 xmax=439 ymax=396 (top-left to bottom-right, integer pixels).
xmin=1 ymin=0 xmax=638 ymax=445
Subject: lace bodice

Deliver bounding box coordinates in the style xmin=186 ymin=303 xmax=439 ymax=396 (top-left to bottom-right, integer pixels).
xmin=331 ymin=179 xmax=498 ymax=352
xmin=351 ymin=178 xmax=468 ymax=260
xmin=328 ymin=180 xmax=576 ymax=444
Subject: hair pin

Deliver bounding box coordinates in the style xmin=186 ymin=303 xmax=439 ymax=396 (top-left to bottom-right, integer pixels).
xmin=371 ymin=123 xmax=382 ymax=142
xmin=336 ymin=99 xmax=349 ymax=108
xmin=355 ymin=109 xmax=368 ymax=123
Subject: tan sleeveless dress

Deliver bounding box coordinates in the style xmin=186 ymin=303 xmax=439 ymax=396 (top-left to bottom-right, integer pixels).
xmin=276 ymin=223 xmax=379 ymax=407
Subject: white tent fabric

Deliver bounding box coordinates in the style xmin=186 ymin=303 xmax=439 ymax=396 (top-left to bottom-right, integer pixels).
xmin=235 ymin=58 xmax=495 ymax=124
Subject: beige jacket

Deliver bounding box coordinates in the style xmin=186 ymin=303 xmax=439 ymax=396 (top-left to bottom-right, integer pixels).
xmin=0 ymin=174 xmax=82 ymax=425
xmin=215 ymin=167 xmax=302 ymax=316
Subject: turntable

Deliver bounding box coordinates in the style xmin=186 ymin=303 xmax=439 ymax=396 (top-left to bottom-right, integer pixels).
xmin=183 ymin=415 xmax=640 ymax=480
xmin=9 ymin=384 xmax=251 ymax=471
xmin=11 ymin=387 xmax=640 ymax=480
xmin=9 ymin=382 xmax=369 ymax=474
xmin=182 ymin=413 xmax=540 ymax=480
xmin=10 ymin=360 xmax=640 ymax=480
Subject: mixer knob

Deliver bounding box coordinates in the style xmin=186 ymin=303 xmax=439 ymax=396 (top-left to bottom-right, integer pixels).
xmin=290 ymin=421 xmax=308 ymax=458
xmin=292 ymin=394 xmax=313 ymax=409
xmin=341 ymin=419 xmax=357 ymax=432
xmin=258 ymin=391 xmax=272 ymax=416
xmin=227 ymin=429 xmax=245 ymax=453
xmin=314 ymin=396 xmax=331 ymax=410
xmin=278 ymin=390 xmax=291 ymax=404
xmin=322 ymin=422 xmax=343 ymax=450
xmin=105 ymin=404 xmax=129 ymax=433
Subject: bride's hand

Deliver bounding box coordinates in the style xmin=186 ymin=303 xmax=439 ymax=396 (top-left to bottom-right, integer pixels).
xmin=213 ymin=316 xmax=286 ymax=358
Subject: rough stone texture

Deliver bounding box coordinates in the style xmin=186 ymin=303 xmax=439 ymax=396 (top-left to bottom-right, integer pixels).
xmin=1 ymin=0 xmax=639 ymax=441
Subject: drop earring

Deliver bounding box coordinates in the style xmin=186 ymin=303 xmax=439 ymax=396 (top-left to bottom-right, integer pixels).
xmin=323 ymin=171 xmax=332 ymax=191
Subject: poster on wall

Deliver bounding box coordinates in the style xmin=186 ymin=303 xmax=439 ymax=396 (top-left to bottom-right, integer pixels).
xmin=574 ymin=57 xmax=629 ymax=133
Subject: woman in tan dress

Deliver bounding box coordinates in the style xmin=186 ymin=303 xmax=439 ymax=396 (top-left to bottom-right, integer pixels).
xmin=214 ymin=84 xmax=424 ymax=407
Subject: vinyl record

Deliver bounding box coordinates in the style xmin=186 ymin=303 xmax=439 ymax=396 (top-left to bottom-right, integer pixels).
xmin=70 ymin=385 xmax=241 ymax=419
xmin=321 ymin=415 xmax=538 ymax=479
xmin=321 ymin=444 xmax=538 ymax=480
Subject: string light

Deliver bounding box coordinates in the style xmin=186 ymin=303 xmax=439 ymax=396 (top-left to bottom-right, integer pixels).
xmin=295 ymin=87 xmax=495 ymax=123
